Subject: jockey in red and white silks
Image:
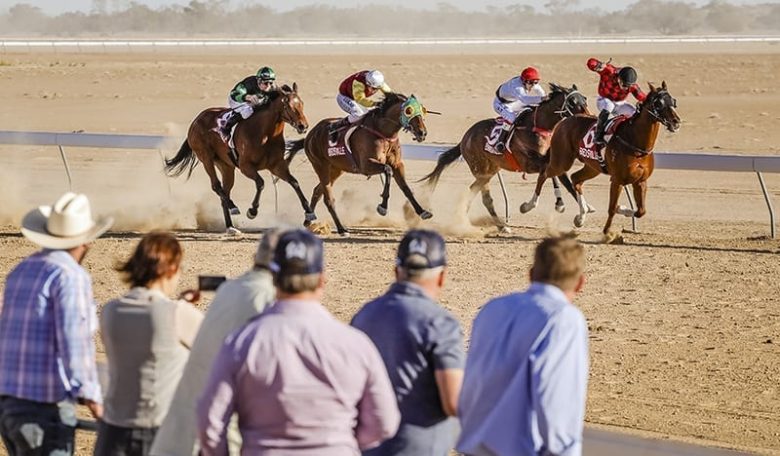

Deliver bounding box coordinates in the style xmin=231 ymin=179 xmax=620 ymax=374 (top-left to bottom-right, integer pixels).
xmin=329 ymin=70 xmax=393 ymax=142
xmin=491 ymin=66 xmax=546 ymax=152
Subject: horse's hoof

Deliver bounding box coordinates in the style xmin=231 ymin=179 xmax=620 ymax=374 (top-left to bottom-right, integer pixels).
xmin=419 ymin=210 xmax=433 ymax=220
xmin=574 ymin=214 xmax=585 ymax=228
xmin=230 ymin=207 xmax=241 ymax=216
xmin=498 ymin=226 xmax=512 ymax=234
xmin=304 ymin=212 xmax=317 ymax=223
xmin=377 ymin=205 xmax=388 ymax=217
xmin=226 ymin=227 xmax=242 ymax=236
xmin=338 ymin=230 xmax=351 ymax=238
xmin=555 ymin=203 xmax=565 ymax=214
xmin=519 ymin=202 xmax=537 ymax=214
xmin=246 ymin=207 xmax=258 ymax=220
xmin=587 ymin=204 xmax=596 ymax=214
xmin=603 ymin=231 xmax=624 ymax=244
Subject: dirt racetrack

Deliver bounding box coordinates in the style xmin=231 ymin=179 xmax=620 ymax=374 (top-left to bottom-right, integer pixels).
xmin=1 ymin=42 xmax=779 ymax=454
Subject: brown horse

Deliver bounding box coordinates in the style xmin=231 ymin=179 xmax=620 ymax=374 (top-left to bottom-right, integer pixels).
xmin=164 ymin=84 xmax=313 ymax=234
xmin=525 ymin=81 xmax=681 ymax=239
xmin=419 ymin=83 xmax=589 ymax=232
xmin=286 ymin=93 xmax=431 ymax=236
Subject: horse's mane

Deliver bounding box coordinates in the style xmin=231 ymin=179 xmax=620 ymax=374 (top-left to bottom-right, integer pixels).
xmin=546 ymin=83 xmax=572 ymax=99
xmin=365 ymin=92 xmax=408 ymax=120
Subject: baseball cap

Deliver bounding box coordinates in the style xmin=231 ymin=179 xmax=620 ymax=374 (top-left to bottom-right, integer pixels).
xmin=254 ymin=227 xmax=289 ymax=269
xmin=396 ymin=229 xmax=447 ymax=270
xmin=270 ymin=229 xmax=324 ymax=276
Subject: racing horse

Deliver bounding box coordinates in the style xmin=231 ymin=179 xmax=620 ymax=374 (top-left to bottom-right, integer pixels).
xmin=164 ymin=84 xmax=312 ymax=234
xmin=286 ymin=92 xmax=432 ymax=236
xmin=419 ymin=83 xmax=589 ymax=232
xmin=524 ymin=81 xmax=681 ymax=240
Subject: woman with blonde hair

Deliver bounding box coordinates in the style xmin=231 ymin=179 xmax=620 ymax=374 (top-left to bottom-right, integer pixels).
xmin=95 ymin=232 xmax=203 ymax=456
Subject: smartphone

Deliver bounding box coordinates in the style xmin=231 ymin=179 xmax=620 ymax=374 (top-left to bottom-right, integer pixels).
xmin=198 ymin=275 xmax=227 ymax=291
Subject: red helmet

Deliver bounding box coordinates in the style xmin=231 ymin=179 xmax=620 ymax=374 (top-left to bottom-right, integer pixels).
xmin=520 ymin=66 xmax=540 ymax=82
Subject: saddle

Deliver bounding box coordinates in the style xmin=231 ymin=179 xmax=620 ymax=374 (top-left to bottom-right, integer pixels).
xmin=578 ymin=115 xmax=629 ymax=173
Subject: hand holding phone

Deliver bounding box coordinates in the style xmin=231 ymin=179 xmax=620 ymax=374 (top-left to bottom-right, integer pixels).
xmin=198 ymin=275 xmax=227 ymax=291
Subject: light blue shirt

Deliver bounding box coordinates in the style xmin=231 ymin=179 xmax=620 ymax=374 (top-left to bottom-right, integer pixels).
xmin=457 ymin=283 xmax=589 ymax=456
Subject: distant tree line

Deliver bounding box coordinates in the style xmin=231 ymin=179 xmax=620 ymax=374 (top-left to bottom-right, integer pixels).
xmin=1 ymin=0 xmax=779 ymax=37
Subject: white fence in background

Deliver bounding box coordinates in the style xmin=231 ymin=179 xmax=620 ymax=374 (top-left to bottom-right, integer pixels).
xmin=0 ymin=130 xmax=777 ymax=238
xmin=1 ymin=35 xmax=780 ymax=52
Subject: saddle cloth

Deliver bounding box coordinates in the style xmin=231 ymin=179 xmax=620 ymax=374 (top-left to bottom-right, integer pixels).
xmin=484 ymin=118 xmax=514 ymax=155
xmin=578 ymin=115 xmax=629 ymax=162
xmin=327 ymin=121 xmax=359 ymax=158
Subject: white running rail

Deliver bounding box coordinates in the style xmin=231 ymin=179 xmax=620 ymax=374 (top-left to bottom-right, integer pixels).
xmin=1 ymin=130 xmax=777 ymax=237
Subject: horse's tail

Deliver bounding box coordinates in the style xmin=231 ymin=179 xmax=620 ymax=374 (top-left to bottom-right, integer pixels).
xmin=285 ymin=139 xmax=305 ymax=166
xmin=164 ymin=139 xmax=199 ymax=179
xmin=418 ymin=144 xmax=462 ymax=187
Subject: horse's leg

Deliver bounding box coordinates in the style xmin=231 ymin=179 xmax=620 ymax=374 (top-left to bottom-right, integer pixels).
xmin=215 ymin=161 xmax=239 ymax=215
xmin=308 ymin=184 xmax=324 ymax=224
xmin=377 ymin=163 xmax=393 ymax=217
xmin=390 ymin=161 xmax=432 ymax=220
xmin=520 ymin=167 xmax=548 ymax=214
xmin=202 ymin=159 xmax=236 ymax=232
xmin=480 ymin=180 xmax=510 ymax=233
xmin=571 ymin=165 xmax=601 ymax=228
xmin=270 ymin=162 xmax=316 ymax=223
xmin=552 ymin=177 xmax=565 ymax=213
xmin=237 ymin=162 xmax=265 ymax=220
xmin=603 ymin=180 xmax=623 ymax=236
xmin=322 ymin=169 xmax=349 ymax=235
xmin=618 ymin=180 xmax=647 ymax=219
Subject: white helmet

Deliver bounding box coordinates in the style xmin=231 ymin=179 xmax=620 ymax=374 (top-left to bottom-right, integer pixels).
xmin=365 ymin=70 xmax=385 ymax=89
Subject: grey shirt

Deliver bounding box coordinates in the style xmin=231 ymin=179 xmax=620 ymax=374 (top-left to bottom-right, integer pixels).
xmin=101 ymin=287 xmax=203 ymax=428
xmin=351 ymin=281 xmax=466 ymax=456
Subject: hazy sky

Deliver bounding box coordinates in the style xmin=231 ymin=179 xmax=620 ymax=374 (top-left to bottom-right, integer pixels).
xmin=0 ymin=0 xmax=773 ymax=15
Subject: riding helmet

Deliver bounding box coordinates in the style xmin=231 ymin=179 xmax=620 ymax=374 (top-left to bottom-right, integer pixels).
xmin=520 ymin=66 xmax=540 ymax=82
xmin=618 ymin=66 xmax=638 ymax=85
xmin=257 ymin=66 xmax=276 ymax=81
xmin=365 ymin=70 xmax=385 ymax=89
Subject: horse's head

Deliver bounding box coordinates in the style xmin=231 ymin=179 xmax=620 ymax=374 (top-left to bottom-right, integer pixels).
xmin=399 ymin=94 xmax=427 ymax=142
xmin=643 ymin=81 xmax=680 ymax=133
xmin=279 ymin=83 xmax=308 ymax=134
xmin=546 ymin=83 xmax=589 ymax=118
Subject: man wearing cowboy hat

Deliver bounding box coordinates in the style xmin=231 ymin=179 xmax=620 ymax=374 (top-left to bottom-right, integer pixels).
xmin=0 ymin=192 xmax=113 ymax=455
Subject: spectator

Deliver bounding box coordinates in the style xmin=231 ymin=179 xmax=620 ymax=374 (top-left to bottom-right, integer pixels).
xmin=94 ymin=232 xmax=204 ymax=456
xmin=197 ymin=229 xmax=400 ymax=455
xmin=352 ymin=229 xmax=464 ymax=456
xmin=150 ymin=228 xmax=287 ymax=456
xmin=457 ymin=235 xmax=589 ymax=456
xmin=0 ymin=192 xmax=112 ymax=455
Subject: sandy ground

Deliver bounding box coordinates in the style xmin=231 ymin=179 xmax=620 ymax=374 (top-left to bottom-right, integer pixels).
xmin=0 ymin=43 xmax=779 ymax=455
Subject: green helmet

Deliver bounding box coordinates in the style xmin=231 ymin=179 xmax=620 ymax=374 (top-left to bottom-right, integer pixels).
xmin=257 ymin=66 xmax=276 ymax=82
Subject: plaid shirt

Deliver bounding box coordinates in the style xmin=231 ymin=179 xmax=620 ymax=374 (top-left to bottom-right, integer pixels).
xmin=0 ymin=249 xmax=101 ymax=404
xmin=587 ymin=58 xmax=647 ymax=103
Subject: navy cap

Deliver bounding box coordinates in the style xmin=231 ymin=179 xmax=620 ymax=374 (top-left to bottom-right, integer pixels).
xmin=396 ymin=229 xmax=447 ymax=270
xmin=270 ymin=229 xmax=324 ymax=276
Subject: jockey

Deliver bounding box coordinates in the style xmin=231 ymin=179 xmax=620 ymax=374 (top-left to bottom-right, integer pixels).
xmin=328 ymin=69 xmax=393 ymax=143
xmin=492 ymin=66 xmax=546 ymax=153
xmin=215 ymin=66 xmax=277 ymax=143
xmin=587 ymin=58 xmax=647 ymax=146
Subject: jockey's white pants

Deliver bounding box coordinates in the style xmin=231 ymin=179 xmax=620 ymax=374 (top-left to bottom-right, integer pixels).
xmin=227 ymin=98 xmax=254 ymax=119
xmin=492 ymin=97 xmax=531 ymax=125
xmin=337 ymin=94 xmax=370 ymax=123
xmin=596 ymin=96 xmax=636 ymax=118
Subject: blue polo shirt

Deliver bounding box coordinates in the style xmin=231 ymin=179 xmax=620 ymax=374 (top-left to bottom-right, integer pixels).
xmin=351 ymin=281 xmax=465 ymax=456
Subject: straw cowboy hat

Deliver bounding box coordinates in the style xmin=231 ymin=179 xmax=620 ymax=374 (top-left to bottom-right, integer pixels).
xmin=21 ymin=192 xmax=114 ymax=249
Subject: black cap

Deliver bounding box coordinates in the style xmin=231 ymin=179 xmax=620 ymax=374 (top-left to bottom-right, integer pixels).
xmin=396 ymin=229 xmax=447 ymax=270
xmin=270 ymin=229 xmax=324 ymax=276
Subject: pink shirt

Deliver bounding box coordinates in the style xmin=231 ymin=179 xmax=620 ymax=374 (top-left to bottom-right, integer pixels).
xmin=197 ymin=299 xmax=400 ymax=456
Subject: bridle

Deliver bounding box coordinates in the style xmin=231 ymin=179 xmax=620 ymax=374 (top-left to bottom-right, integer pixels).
xmin=644 ymin=89 xmax=678 ymax=131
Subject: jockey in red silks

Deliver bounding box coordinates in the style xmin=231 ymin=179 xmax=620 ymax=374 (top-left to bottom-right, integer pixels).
xmin=328 ymin=70 xmax=393 ymax=143
xmin=587 ymin=58 xmax=647 ymax=146
xmin=491 ymin=66 xmax=546 ymax=153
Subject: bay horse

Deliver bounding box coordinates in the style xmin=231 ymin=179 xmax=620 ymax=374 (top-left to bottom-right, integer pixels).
xmin=164 ymin=84 xmax=313 ymax=234
xmin=419 ymin=83 xmax=589 ymax=232
xmin=286 ymin=92 xmax=431 ymax=236
xmin=524 ymin=81 xmax=681 ymax=239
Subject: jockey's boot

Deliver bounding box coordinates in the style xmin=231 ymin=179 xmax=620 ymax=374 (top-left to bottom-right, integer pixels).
xmin=594 ymin=110 xmax=610 ymax=147
xmin=328 ymin=118 xmax=350 ymax=144
xmin=495 ymin=124 xmax=512 ymax=153
xmin=216 ymin=111 xmax=240 ymax=144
